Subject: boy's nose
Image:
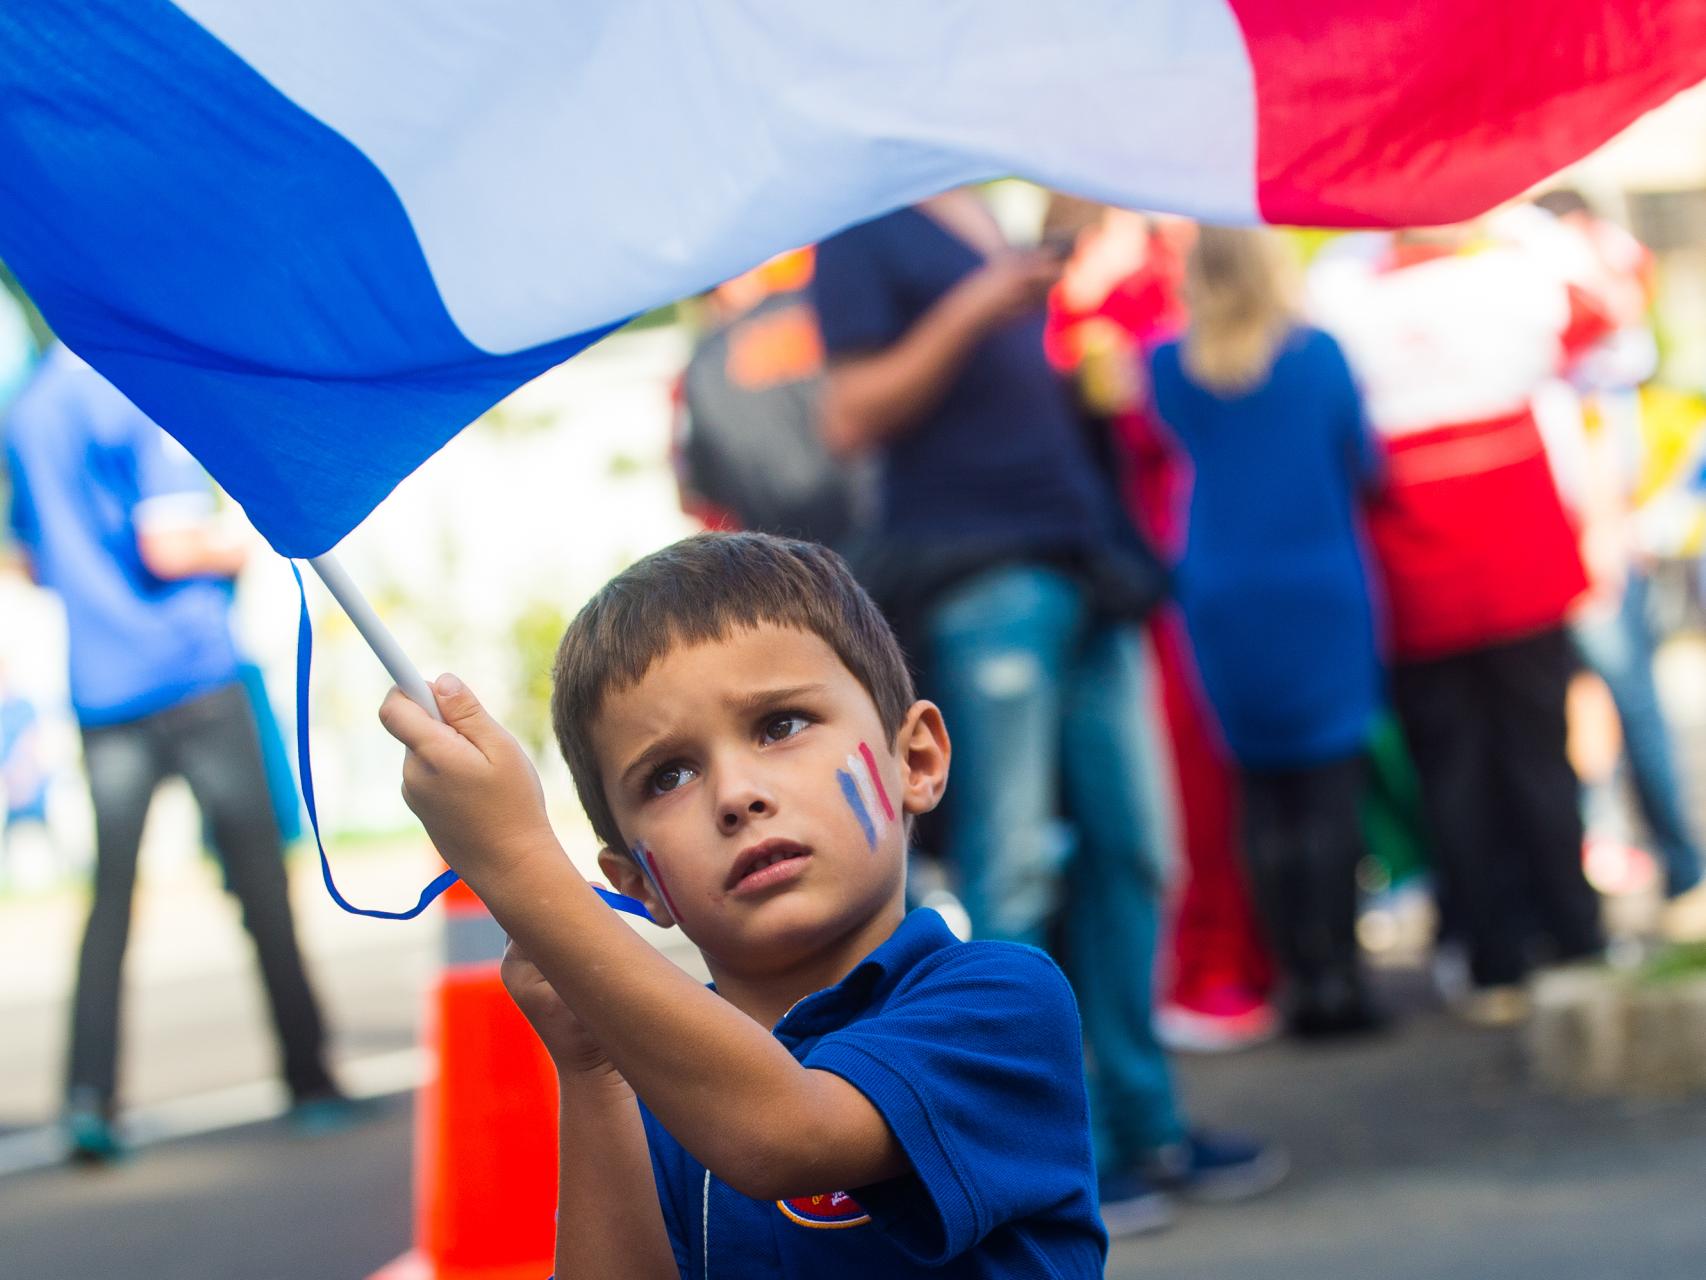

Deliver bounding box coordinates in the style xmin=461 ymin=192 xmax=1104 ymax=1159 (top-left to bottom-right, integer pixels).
xmin=718 ymin=789 xmax=772 ymax=835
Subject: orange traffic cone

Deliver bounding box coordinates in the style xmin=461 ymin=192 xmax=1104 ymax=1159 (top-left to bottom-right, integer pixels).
xmin=371 ymin=877 xmax=559 ymax=1280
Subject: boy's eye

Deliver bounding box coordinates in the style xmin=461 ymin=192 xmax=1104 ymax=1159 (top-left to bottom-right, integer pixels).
xmin=762 ymin=713 xmax=810 ymax=744
xmin=649 ymin=762 xmax=698 ymax=796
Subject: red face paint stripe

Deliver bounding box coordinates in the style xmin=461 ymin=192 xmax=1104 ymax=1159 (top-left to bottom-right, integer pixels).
xmin=857 ymin=742 xmax=895 ymax=822
xmin=641 ymin=845 xmax=683 ymax=922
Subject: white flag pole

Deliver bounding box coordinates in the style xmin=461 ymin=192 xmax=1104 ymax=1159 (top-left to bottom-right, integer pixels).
xmin=307 ymin=551 xmax=444 ymax=723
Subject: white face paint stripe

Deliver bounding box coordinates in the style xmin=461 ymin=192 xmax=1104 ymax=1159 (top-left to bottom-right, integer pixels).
xmin=845 ymin=752 xmax=883 ymax=832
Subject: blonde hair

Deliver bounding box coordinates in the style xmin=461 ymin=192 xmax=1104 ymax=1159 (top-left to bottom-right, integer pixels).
xmin=1182 ymin=226 xmax=1298 ymax=396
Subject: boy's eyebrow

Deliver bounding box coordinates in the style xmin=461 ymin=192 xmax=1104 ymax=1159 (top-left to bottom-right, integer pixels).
xmin=619 ymin=732 xmax=688 ymax=792
xmin=617 ymin=684 xmax=830 ymax=790
xmin=723 ymin=682 xmax=828 ymax=716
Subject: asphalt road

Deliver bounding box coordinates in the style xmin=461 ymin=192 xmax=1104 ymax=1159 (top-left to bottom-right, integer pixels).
xmin=3 ymin=964 xmax=1704 ymax=1279
xmin=5 ymin=728 xmax=1706 ymax=1280
xmin=0 ymin=1098 xmax=414 ymax=1280
xmin=1105 ymin=971 xmax=1706 ymax=1280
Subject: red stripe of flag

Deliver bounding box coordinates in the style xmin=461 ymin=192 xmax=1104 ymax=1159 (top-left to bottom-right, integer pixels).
xmin=1235 ymin=0 xmax=1706 ymax=227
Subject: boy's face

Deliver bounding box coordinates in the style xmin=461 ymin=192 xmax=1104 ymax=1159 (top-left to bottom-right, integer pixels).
xmin=591 ymin=623 xmax=943 ymax=979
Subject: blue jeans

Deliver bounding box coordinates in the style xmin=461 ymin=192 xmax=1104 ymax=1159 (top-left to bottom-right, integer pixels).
xmin=1574 ymin=570 xmax=1704 ymax=897
xmin=926 ymin=564 xmax=1183 ymax=1170
xmin=69 ymin=683 xmax=332 ymax=1109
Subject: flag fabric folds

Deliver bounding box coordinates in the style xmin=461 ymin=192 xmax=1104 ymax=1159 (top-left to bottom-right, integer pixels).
xmin=2 ymin=0 xmax=1704 ymax=557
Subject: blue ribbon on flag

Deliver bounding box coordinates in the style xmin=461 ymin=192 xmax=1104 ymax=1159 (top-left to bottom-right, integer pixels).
xmin=289 ymin=562 xmax=651 ymax=922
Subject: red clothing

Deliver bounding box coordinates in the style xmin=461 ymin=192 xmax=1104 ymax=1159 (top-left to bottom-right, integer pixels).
xmin=1365 ymin=408 xmax=1588 ymax=660
xmin=1314 ymin=242 xmax=1611 ymax=661
xmin=1149 ymin=608 xmax=1276 ymax=1003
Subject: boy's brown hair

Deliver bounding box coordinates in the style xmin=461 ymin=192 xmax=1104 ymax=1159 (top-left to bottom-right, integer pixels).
xmin=552 ymin=531 xmax=915 ymax=852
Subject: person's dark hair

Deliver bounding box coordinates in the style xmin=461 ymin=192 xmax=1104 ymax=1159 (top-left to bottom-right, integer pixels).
xmin=1535 ymin=188 xmax=1592 ymax=220
xmin=552 ymin=531 xmax=915 ymax=851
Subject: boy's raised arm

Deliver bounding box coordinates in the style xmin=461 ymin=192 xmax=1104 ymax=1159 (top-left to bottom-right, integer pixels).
xmin=378 ymin=679 xmax=910 ymax=1203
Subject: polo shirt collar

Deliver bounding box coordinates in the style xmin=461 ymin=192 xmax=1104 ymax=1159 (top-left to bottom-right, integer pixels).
xmin=774 ymin=908 xmax=957 ymax=1042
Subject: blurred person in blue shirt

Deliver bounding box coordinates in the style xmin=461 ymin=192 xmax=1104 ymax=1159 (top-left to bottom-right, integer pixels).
xmin=4 ymin=345 xmax=341 ymax=1160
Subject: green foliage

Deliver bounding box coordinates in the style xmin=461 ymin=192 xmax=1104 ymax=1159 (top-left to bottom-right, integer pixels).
xmin=510 ymin=598 xmax=572 ymax=758
xmin=1638 ymin=941 xmax=1706 ymax=986
xmin=0 ymin=261 xmax=52 ymax=349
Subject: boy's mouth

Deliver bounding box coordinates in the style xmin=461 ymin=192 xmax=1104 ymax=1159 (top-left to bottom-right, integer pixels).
xmin=727 ymin=838 xmax=811 ymax=893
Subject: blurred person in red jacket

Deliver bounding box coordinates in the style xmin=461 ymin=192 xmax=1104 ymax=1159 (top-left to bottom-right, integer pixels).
xmin=1046 ymin=200 xmax=1278 ymax=1052
xmin=1311 ymin=221 xmax=1613 ymax=1024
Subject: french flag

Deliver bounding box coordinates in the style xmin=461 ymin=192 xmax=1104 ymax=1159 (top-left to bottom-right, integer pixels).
xmin=3 ymin=1 xmax=1702 ymax=560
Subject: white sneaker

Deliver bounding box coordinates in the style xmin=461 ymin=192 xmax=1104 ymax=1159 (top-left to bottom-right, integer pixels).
xmin=1456 ymin=985 xmax=1531 ymax=1028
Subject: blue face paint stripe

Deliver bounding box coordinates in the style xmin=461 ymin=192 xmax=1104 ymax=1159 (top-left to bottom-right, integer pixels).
xmin=837 ymin=769 xmax=877 ymax=850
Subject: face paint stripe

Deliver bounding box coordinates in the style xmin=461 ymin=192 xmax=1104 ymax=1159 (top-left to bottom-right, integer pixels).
xmin=642 ymin=848 xmax=683 ymax=922
xmin=837 ymin=769 xmax=877 ymax=850
xmin=856 ymin=742 xmax=896 ymax=823
xmin=846 ymin=751 xmax=880 ymax=826
xmin=634 ymin=842 xmax=682 ymax=922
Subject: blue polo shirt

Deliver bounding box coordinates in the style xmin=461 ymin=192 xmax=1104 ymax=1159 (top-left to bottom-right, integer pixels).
xmin=5 ymin=347 xmax=240 ymax=727
xmin=640 ymin=908 xmax=1106 ymax=1278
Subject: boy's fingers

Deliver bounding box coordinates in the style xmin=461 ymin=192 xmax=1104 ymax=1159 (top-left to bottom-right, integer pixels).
xmin=431 ymin=673 xmax=498 ymax=747
xmin=378 ymin=686 xmax=437 ymax=748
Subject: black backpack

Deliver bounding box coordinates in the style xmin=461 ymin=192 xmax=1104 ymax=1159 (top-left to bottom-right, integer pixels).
xmin=678 ymin=290 xmax=868 ymax=547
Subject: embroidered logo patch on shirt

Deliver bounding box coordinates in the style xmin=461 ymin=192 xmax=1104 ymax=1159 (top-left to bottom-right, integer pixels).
xmin=776 ymin=1190 xmax=872 ymax=1229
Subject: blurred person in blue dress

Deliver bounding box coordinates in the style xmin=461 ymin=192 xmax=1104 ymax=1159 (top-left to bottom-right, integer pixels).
xmin=1149 ymin=227 xmax=1388 ymax=1037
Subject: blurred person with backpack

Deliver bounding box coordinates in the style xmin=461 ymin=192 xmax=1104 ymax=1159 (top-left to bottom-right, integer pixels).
xmin=674 ymin=250 xmax=870 ymax=550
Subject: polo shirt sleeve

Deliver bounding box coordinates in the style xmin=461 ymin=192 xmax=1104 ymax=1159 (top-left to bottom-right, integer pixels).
xmin=810 ymin=224 xmax=904 ymax=357
xmin=803 ymin=943 xmax=1092 ymax=1265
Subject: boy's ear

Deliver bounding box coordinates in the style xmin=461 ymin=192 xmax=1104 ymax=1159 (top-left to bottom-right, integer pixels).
xmin=895 ymin=699 xmax=950 ymax=818
xmin=596 ymin=845 xmax=675 ymax=929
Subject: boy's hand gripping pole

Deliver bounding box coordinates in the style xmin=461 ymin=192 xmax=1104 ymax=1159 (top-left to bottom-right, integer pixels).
xmin=297 ymin=552 xmax=651 ymax=922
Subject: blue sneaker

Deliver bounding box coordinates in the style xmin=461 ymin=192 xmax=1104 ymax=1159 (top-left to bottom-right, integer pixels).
xmin=1147 ymin=1130 xmax=1288 ymax=1203
xmin=287 ymin=1089 xmax=374 ymax=1136
xmin=1096 ymin=1168 xmax=1178 ymax=1237
xmin=65 ymin=1104 xmax=125 ymax=1165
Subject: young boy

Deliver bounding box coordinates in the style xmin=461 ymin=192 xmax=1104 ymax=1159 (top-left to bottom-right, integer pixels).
xmin=379 ymin=532 xmax=1106 ymax=1278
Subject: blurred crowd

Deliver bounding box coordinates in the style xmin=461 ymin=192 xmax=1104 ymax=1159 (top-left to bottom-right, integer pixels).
xmin=4 ymin=183 xmax=1706 ymax=1219
xmin=672 ymin=187 xmax=1706 ymax=1229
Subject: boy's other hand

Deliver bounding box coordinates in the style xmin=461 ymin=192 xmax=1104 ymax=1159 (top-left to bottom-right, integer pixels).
xmin=501 ymin=939 xmax=619 ymax=1079
xmin=378 ymin=674 xmax=552 ymax=883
